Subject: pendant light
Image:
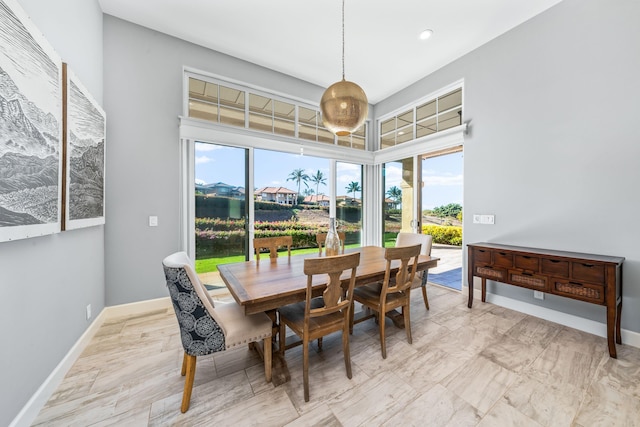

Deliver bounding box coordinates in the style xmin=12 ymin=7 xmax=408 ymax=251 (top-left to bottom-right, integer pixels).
xmin=320 ymin=0 xmax=368 ymax=136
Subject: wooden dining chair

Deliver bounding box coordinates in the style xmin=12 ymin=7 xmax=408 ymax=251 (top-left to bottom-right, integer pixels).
xmin=316 ymin=232 xmax=346 ymax=255
xmin=162 ymin=252 xmax=272 ymax=412
xmin=278 ymin=252 xmax=361 ymax=402
xmin=395 ymin=232 xmax=433 ymax=309
xmin=253 ymin=235 xmax=292 ymax=261
xmin=350 ymin=244 xmax=421 ymax=359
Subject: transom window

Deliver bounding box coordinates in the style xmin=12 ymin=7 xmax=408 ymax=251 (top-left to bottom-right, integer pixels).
xmin=187 ymin=75 xmax=367 ymax=150
xmin=379 ymin=87 xmax=462 ymax=149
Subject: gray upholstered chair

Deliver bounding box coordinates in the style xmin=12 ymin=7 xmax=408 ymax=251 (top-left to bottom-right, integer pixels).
xmin=162 ymin=251 xmax=272 ymax=413
xmin=395 ymin=232 xmax=433 ymax=309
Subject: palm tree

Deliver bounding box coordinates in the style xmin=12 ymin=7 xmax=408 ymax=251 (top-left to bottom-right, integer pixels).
xmin=386 ymin=186 xmax=402 ymax=208
xmin=309 ymin=170 xmax=327 ymax=199
xmin=287 ymin=168 xmax=309 ymax=202
xmin=345 ymin=181 xmax=361 ymax=204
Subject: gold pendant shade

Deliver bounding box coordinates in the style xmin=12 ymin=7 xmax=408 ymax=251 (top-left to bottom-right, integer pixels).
xmin=320 ymin=79 xmax=368 ymax=136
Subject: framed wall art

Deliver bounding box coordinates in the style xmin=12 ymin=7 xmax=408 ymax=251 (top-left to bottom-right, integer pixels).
xmin=0 ymin=0 xmax=63 ymax=242
xmin=63 ymin=64 xmax=106 ymax=230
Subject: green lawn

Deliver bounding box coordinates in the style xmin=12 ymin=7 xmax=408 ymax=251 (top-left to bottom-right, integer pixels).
xmin=196 ymin=244 xmax=362 ymax=273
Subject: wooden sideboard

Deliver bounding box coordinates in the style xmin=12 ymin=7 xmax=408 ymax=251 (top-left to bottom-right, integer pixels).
xmin=467 ymin=242 xmax=624 ymax=358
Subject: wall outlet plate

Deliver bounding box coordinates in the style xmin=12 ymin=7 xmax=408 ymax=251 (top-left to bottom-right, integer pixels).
xmin=86 ymin=304 xmax=92 ymax=320
xmin=533 ymin=290 xmax=544 ymax=300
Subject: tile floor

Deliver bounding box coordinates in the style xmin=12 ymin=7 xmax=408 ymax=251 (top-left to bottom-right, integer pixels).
xmin=34 ymin=283 xmax=640 ymax=426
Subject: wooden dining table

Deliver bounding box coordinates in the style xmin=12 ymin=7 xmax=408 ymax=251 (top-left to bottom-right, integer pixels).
xmin=218 ymin=245 xmax=440 ymax=316
xmin=218 ymin=245 xmax=439 ymax=385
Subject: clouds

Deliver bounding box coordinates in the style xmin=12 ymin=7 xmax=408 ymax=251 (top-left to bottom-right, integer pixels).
xmin=195 ymin=155 xmax=213 ymax=165
xmin=423 ymin=172 xmax=463 ymax=187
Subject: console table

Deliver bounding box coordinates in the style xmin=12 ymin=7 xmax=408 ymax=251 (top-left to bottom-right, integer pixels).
xmin=467 ymin=242 xmax=624 ymax=358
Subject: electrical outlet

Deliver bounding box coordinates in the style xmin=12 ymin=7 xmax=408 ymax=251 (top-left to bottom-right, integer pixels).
xmin=149 ymin=216 xmax=158 ymax=227
xmin=86 ymin=304 xmax=92 ymax=320
xmin=533 ymin=290 xmax=544 ymax=300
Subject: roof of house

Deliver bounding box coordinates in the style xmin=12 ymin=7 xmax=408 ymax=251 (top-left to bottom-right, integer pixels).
xmin=254 ymin=186 xmax=297 ymax=195
xmin=303 ymin=195 xmax=330 ymax=203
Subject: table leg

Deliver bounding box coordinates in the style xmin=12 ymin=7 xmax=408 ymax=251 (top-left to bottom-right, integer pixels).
xmin=616 ymin=297 xmax=622 ymax=345
xmin=481 ymin=277 xmax=486 ymax=303
xmin=607 ymin=301 xmax=617 ymax=358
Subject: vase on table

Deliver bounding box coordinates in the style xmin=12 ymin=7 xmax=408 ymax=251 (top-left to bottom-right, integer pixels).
xmin=325 ymin=217 xmax=341 ymax=256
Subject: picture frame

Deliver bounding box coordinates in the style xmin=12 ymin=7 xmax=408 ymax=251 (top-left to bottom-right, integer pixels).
xmin=0 ymin=0 xmax=63 ymax=242
xmin=63 ymin=64 xmax=106 ymax=230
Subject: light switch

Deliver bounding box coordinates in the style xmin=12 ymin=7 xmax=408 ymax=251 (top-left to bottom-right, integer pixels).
xmin=473 ymin=214 xmax=481 ymax=224
xmin=482 ymin=215 xmax=495 ymax=224
xmin=149 ymin=216 xmax=158 ymax=227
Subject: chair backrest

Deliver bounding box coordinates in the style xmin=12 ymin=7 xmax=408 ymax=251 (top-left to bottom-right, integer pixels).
xmin=316 ymin=232 xmax=346 ymax=255
xmin=382 ymin=244 xmax=422 ymax=295
xmin=303 ymin=252 xmax=361 ymax=321
xmin=162 ymin=252 xmax=226 ymax=356
xmin=253 ymin=236 xmax=292 ymax=261
xmin=395 ymin=232 xmax=432 ymax=256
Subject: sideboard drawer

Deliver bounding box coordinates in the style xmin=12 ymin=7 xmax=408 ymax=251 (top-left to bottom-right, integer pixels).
xmin=475 ymin=265 xmax=507 ymax=281
xmin=541 ymin=258 xmax=569 ymax=277
xmin=508 ymin=270 xmax=547 ymax=291
xmin=572 ymin=262 xmax=605 ymax=283
xmin=493 ymin=251 xmax=514 ymax=268
xmin=515 ymin=255 xmax=539 ymax=272
xmin=473 ymin=248 xmax=491 ymax=264
xmin=552 ymin=279 xmax=605 ymax=304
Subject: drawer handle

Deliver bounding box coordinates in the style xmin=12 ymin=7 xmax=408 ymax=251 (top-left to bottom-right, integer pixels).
xmin=582 ymin=263 xmax=595 ymax=268
xmin=549 ymin=260 xmax=561 ymax=263
xmin=478 ymin=249 xmax=486 ymax=253
xmin=499 ymin=252 xmax=507 ymax=256
xmin=522 ymin=255 xmax=532 ymax=259
xmin=522 ymin=272 xmax=532 ymax=276
xmin=569 ymin=281 xmax=584 ymax=287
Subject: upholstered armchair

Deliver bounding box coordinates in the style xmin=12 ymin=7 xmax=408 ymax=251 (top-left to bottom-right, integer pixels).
xmin=162 ymin=251 xmax=272 ymax=412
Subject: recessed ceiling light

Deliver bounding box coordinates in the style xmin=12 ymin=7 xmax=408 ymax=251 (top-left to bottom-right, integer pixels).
xmin=419 ymin=29 xmax=434 ymax=40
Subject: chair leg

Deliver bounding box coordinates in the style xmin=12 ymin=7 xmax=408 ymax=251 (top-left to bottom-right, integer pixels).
xmin=421 ymin=272 xmax=430 ymax=310
xmin=181 ymin=354 xmax=196 ymax=413
xmin=404 ymin=304 xmax=412 ymax=344
xmin=279 ymin=321 xmax=286 ymax=357
xmin=379 ymin=312 xmax=387 ymax=359
xmin=303 ymin=341 xmax=310 ymax=402
xmin=342 ymin=323 xmax=352 ymax=379
xmin=349 ymin=301 xmax=355 ymax=334
xmin=317 ymin=337 xmax=323 ymax=351
xmin=263 ymin=337 xmax=272 ymax=383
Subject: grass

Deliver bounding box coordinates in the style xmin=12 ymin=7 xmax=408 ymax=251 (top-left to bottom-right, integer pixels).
xmin=196 ymin=244 xmax=362 ymax=273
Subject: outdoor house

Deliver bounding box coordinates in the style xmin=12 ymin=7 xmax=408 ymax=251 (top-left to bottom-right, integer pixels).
xmin=2 ymin=0 xmax=640 ymax=426
xmin=254 ymin=186 xmax=298 ymax=205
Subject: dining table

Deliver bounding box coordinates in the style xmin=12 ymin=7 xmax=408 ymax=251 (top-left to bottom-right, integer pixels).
xmin=217 ymin=245 xmax=439 ymax=385
xmin=218 ymin=245 xmax=440 ymax=316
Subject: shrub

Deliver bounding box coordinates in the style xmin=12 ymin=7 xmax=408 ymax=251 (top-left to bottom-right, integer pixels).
xmin=422 ymin=224 xmax=462 ymax=246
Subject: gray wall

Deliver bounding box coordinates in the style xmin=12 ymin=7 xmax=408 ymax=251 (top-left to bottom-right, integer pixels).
xmin=0 ymin=1 xmax=104 ymax=425
xmin=377 ymin=0 xmax=640 ymax=331
xmin=103 ymin=16 xmax=327 ymax=306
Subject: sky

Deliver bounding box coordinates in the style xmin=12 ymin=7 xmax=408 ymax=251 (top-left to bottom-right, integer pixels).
xmin=195 ymin=143 xmax=462 ymax=210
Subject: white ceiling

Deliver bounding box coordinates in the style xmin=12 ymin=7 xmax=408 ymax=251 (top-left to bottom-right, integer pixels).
xmin=98 ymin=0 xmax=564 ymax=104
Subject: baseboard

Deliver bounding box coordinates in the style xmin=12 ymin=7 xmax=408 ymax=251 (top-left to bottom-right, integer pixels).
xmin=468 ymin=287 xmax=640 ymax=349
xmin=9 ymin=296 xmax=172 ymax=427
xmin=9 ymin=309 xmax=107 ymax=427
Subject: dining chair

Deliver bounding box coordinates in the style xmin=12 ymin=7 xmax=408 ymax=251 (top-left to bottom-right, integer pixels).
xmin=253 ymin=235 xmax=292 ymax=261
xmin=350 ymin=244 xmax=421 ymax=359
xmin=278 ymin=251 xmax=361 ymax=402
xmin=316 ymin=231 xmax=346 ymax=255
xmin=162 ymin=251 xmax=272 ymax=413
xmin=395 ymin=232 xmax=433 ymax=309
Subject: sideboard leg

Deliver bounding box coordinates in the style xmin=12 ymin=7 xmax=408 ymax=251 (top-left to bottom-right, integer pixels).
xmin=616 ymin=298 xmax=622 ymax=345
xmin=607 ymin=303 xmax=617 ymax=358
xmin=481 ymin=278 xmax=486 ymax=303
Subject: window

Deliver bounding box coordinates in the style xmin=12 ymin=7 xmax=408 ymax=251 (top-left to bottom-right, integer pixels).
xmin=379 ymin=87 xmax=462 ymax=148
xmin=187 ymin=75 xmax=367 ymax=150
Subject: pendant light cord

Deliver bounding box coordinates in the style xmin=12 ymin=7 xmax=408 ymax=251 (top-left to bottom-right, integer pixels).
xmin=342 ymin=0 xmax=345 ymax=81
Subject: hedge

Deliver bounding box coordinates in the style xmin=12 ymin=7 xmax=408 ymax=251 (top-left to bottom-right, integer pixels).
xmin=422 ymin=224 xmax=462 ymax=246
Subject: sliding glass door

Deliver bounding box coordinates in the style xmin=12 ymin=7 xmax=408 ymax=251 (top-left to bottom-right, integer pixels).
xmin=382 ymin=157 xmax=421 ymax=247
xmin=194 ymin=142 xmax=248 ymax=286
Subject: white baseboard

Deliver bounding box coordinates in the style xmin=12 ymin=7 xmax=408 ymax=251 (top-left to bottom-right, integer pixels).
xmin=9 ymin=309 xmax=107 ymax=427
xmin=471 ymin=287 xmax=640 ymax=349
xmin=9 ymin=296 xmax=172 ymax=427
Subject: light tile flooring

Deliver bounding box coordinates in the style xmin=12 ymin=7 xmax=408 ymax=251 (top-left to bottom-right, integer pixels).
xmin=34 ymin=284 xmax=640 ymax=426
